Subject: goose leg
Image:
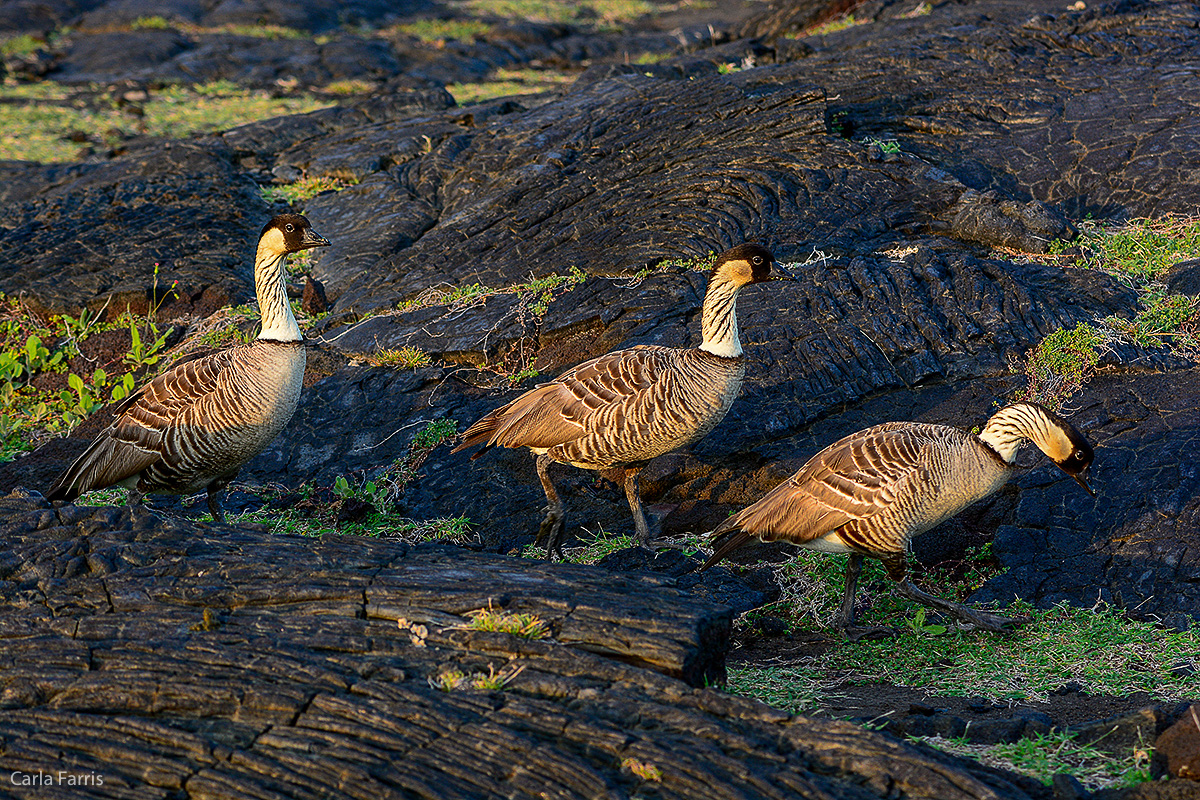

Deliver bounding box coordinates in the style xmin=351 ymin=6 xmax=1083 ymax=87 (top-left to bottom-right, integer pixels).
xmin=895 ymin=579 xmax=1025 ymax=634
xmin=206 ymin=473 xmax=237 ymax=524
xmin=836 ymin=553 xmax=893 ymax=641
xmin=621 ymin=467 xmax=655 ymax=547
xmin=206 ymin=483 xmax=227 ymax=524
xmin=532 ymin=454 xmax=567 ymax=560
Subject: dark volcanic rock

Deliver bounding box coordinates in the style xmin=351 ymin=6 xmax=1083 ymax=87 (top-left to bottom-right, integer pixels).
xmin=0 ymin=139 xmax=265 ymax=317
xmin=972 ymin=368 xmax=1200 ymax=625
xmin=0 ymin=490 xmax=1050 ymax=800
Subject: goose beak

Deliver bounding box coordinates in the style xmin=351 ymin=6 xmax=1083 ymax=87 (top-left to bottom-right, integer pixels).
xmin=771 ymin=262 xmax=798 ymax=281
xmin=1071 ymin=470 xmax=1096 ymax=497
xmin=301 ymin=229 xmax=331 ymax=249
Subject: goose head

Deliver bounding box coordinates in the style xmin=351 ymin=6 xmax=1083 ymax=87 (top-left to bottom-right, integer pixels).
xmin=258 ymin=213 xmax=331 ymax=258
xmin=1016 ymin=402 xmax=1097 ymax=496
xmin=710 ymin=243 xmax=791 ymax=287
xmin=1045 ymin=419 xmax=1096 ymax=496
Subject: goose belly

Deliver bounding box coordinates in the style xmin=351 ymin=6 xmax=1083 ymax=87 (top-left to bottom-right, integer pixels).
xmin=142 ymin=347 xmax=305 ymax=493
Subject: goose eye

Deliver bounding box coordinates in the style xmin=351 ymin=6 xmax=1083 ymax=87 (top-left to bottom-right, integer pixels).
xmin=286 ymin=223 xmax=295 ymax=232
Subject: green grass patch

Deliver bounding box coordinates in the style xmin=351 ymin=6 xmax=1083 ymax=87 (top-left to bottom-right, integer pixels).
xmin=0 ymin=81 xmax=333 ymax=163
xmin=917 ymin=731 xmax=1153 ymax=791
xmin=725 ymin=665 xmax=838 ymax=715
xmin=1013 ymin=215 xmax=1200 ymax=406
xmin=733 ymin=592 xmax=1200 ymax=703
xmin=261 ymin=175 xmax=359 ymax=207
xmin=447 ymin=66 xmax=575 ymax=104
xmin=395 ymin=18 xmax=493 ymax=42
xmin=805 ymin=13 xmax=869 ymax=37
xmin=1 ymin=33 xmax=44 ymax=57
xmin=0 ymin=294 xmax=174 ymax=460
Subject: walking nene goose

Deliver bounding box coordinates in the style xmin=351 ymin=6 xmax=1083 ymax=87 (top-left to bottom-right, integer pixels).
xmin=703 ymin=402 xmax=1096 ymax=636
xmin=47 ymin=214 xmax=330 ymax=522
xmin=454 ymin=243 xmax=792 ymax=558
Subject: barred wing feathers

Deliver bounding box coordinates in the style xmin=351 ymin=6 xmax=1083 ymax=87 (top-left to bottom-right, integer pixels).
xmin=46 ymin=348 xmax=236 ymax=501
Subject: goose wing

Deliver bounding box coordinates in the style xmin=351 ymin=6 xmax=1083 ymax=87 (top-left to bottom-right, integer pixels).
xmin=712 ymin=422 xmax=934 ymax=547
xmin=455 ymin=346 xmax=667 ymax=454
xmin=46 ymin=348 xmax=235 ymax=501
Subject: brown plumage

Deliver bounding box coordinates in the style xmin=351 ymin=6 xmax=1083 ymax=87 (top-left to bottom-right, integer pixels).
xmin=454 ymin=243 xmax=792 ymax=558
xmin=703 ymin=402 xmax=1096 ymax=636
xmin=46 ymin=214 xmax=330 ymax=522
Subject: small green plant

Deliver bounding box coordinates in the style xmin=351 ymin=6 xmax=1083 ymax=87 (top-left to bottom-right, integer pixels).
xmin=867 ymin=137 xmax=901 ymax=153
xmin=1102 ymin=291 xmax=1199 ymax=351
xmin=411 ymin=418 xmax=458 ymax=451
xmin=621 ymin=758 xmax=663 ymax=782
xmin=1011 ymin=322 xmax=1104 ymax=411
xmin=903 ymin=606 xmax=947 ymax=637
xmin=122 ymin=315 xmax=173 ymax=371
xmin=430 ymin=662 xmax=523 ymax=691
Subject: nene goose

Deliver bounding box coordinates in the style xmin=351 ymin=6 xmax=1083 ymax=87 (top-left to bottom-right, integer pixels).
xmin=454 ymin=243 xmax=791 ymax=558
xmin=46 ymin=214 xmax=330 ymax=522
xmin=703 ymin=402 xmax=1096 ymax=636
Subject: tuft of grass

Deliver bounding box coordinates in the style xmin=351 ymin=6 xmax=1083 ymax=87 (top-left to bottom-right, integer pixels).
xmin=430 ymin=662 xmax=524 ymax=691
xmin=320 ymin=79 xmax=376 ymax=95
xmin=391 ymin=515 xmax=475 ymax=544
xmin=916 ymin=731 xmax=1153 ymax=791
xmin=371 ymin=346 xmax=432 ymax=369
xmin=463 ymin=601 xmax=551 ymax=639
xmin=462 ymin=0 xmax=657 ymax=28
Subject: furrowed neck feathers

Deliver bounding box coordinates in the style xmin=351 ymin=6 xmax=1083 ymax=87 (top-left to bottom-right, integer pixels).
xmin=977 ymin=403 xmax=1058 ymax=463
xmin=255 ymin=247 xmax=301 ymax=342
xmin=699 ymin=276 xmax=742 ymax=358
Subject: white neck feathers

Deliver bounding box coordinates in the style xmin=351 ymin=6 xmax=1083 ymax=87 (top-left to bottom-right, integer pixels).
xmin=698 ymin=278 xmax=743 ymax=358
xmin=255 ymin=245 xmax=301 ymax=342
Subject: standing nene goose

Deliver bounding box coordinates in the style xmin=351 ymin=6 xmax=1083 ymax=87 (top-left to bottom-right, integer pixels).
xmin=454 ymin=243 xmax=792 ymax=558
xmin=46 ymin=214 xmax=330 ymax=522
xmin=703 ymin=402 xmax=1096 ymax=637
